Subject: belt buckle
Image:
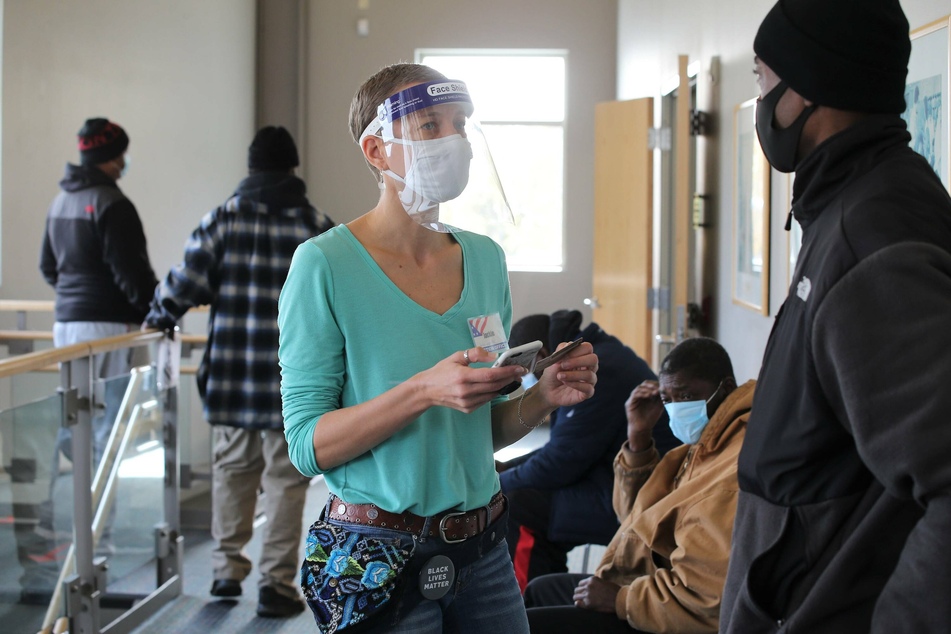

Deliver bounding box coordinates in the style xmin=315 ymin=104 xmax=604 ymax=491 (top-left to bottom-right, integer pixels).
xmin=437 ymin=511 xmax=469 ymax=544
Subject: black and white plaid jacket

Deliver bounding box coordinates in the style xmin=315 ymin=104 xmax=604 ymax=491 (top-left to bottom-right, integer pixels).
xmin=146 ymin=172 xmax=333 ymax=429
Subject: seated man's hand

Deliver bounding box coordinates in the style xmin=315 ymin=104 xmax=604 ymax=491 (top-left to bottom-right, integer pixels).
xmin=572 ymin=575 xmax=621 ymax=614
xmin=625 ymin=380 xmax=664 ymax=452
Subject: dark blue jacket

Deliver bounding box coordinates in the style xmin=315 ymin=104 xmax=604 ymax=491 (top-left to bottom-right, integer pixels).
xmin=500 ymin=322 xmax=675 ymax=545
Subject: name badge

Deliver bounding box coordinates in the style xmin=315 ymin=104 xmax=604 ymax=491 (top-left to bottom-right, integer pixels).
xmin=467 ymin=313 xmax=507 ymax=353
xmin=419 ymin=555 xmax=455 ymax=600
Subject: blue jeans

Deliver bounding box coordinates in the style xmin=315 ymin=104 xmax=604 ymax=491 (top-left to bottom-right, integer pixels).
xmin=382 ymin=538 xmax=529 ymax=634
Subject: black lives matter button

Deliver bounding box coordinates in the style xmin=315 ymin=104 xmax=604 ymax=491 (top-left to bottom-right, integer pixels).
xmin=418 ymin=555 xmax=455 ymax=600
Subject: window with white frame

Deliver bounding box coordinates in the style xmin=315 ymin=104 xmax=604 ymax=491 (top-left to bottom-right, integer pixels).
xmin=417 ymin=50 xmax=566 ymax=272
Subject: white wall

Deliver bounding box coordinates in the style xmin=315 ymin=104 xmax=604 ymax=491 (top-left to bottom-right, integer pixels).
xmin=0 ymin=0 xmax=257 ymax=480
xmin=617 ymin=0 xmax=949 ymax=381
xmin=256 ymin=0 xmax=303 ymax=137
xmin=305 ymin=0 xmax=618 ymax=323
xmin=1 ymin=0 xmax=257 ymax=310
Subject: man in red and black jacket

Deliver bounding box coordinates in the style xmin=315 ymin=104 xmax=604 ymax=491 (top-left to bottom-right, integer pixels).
xmin=41 ymin=118 xmax=157 ymax=327
xmin=40 ymin=117 xmax=158 ymax=462
xmin=16 ymin=118 xmax=157 ymax=598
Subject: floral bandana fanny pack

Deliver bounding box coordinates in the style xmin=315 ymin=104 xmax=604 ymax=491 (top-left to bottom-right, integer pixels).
xmin=301 ymin=515 xmax=416 ymax=633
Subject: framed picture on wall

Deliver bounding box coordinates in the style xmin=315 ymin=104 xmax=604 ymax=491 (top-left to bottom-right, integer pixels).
xmin=732 ymin=98 xmax=771 ymax=315
xmin=902 ymin=15 xmax=950 ymax=191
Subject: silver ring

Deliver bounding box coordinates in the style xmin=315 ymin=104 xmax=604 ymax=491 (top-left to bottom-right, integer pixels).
xmin=463 ymin=349 xmax=470 ymax=364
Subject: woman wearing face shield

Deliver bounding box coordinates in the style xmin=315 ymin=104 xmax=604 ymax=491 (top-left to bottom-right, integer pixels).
xmin=277 ymin=64 xmax=598 ymax=633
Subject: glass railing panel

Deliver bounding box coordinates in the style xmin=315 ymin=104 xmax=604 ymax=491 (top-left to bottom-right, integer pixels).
xmin=0 ymin=393 xmax=70 ymax=633
xmin=177 ymin=369 xmax=196 ymax=471
xmin=94 ymin=367 xmax=168 ymax=603
xmin=0 ymin=369 xmax=60 ymax=423
xmin=0 ymin=332 xmax=181 ymax=632
xmin=10 ymin=365 xmax=60 ymax=410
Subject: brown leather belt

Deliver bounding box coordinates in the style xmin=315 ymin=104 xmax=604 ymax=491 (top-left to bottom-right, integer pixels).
xmin=327 ymin=492 xmax=506 ymax=543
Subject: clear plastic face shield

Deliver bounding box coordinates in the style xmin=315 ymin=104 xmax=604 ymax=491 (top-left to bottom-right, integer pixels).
xmin=359 ymin=80 xmax=514 ymax=233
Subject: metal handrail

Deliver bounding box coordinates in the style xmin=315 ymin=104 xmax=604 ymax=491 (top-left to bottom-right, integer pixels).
xmin=0 ymin=301 xmax=209 ymax=314
xmin=0 ymin=299 xmax=56 ymax=312
xmin=0 ymin=301 xmax=210 ymax=311
xmin=0 ymin=330 xmax=165 ymax=379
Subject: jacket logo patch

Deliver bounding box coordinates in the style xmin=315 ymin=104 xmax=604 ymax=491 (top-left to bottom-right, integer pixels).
xmin=796 ymin=276 xmax=812 ymax=301
xmin=84 ymin=205 xmax=95 ymax=214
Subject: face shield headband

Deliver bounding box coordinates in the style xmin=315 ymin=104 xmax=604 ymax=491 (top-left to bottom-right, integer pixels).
xmin=359 ymin=80 xmax=513 ymax=234
xmin=359 ymin=80 xmax=474 ymax=144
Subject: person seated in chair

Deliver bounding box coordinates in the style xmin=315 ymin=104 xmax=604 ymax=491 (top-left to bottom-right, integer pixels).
xmin=524 ymin=337 xmax=752 ymax=633
xmin=498 ymin=309 xmax=678 ymax=591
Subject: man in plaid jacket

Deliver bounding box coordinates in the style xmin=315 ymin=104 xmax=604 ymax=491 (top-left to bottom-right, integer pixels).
xmin=145 ymin=126 xmax=333 ymax=617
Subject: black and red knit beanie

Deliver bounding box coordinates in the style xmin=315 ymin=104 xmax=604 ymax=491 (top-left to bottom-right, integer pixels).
xmin=77 ymin=118 xmax=129 ymax=165
xmin=248 ymin=126 xmax=300 ymax=172
xmin=754 ymin=0 xmax=910 ymax=113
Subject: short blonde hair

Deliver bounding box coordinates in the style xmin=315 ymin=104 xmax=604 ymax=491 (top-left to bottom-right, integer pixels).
xmin=349 ymin=63 xmax=447 ymax=179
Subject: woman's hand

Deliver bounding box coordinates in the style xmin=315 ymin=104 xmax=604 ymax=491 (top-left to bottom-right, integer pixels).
xmin=489 ymin=342 xmax=595 ymax=450
xmin=535 ymin=341 xmax=598 ymax=409
xmin=417 ymin=347 xmax=527 ymax=413
xmin=309 ymin=347 xmax=524 ymax=470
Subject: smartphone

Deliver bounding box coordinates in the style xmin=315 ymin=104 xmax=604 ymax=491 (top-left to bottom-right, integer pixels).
xmin=492 ymin=340 xmax=543 ymax=371
xmin=533 ymin=337 xmax=584 ymax=373
xmin=493 ymin=340 xmax=543 ymax=395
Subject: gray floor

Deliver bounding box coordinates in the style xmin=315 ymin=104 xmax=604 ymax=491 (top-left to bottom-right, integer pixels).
xmin=132 ymin=476 xmax=330 ymax=633
xmin=131 ymin=424 xmax=583 ymax=633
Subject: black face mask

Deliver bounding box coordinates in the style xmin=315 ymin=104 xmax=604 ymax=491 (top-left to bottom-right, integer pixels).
xmin=755 ymin=81 xmax=817 ymax=173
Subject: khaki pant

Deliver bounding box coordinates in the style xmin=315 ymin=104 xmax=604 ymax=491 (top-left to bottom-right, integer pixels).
xmin=211 ymin=426 xmax=310 ymax=597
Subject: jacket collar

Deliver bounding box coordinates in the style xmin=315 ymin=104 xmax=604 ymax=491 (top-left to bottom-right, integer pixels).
xmin=233 ymin=172 xmax=311 ymax=211
xmin=59 ymin=162 xmax=119 ymax=193
xmin=791 ymin=114 xmax=910 ymax=231
xmin=696 ymin=380 xmax=755 ymax=454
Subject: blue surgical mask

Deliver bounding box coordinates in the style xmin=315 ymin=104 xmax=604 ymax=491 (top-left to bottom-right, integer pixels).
xmin=664 ymin=382 xmax=723 ymax=445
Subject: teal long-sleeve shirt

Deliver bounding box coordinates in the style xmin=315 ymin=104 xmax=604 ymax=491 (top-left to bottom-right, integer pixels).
xmin=278 ymin=225 xmax=512 ymax=516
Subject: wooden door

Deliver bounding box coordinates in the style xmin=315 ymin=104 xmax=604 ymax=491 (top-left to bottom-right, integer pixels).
xmin=591 ymin=98 xmax=654 ymax=361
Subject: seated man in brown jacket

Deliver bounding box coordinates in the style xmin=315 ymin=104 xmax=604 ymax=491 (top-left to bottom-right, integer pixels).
xmin=524 ymin=337 xmax=753 ymax=633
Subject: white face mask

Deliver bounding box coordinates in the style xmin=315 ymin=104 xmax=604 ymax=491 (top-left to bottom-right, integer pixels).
xmin=384 ymin=134 xmax=473 ymax=205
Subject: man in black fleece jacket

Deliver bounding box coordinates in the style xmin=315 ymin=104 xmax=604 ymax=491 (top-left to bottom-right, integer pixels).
xmin=721 ymin=1 xmax=951 ymax=632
